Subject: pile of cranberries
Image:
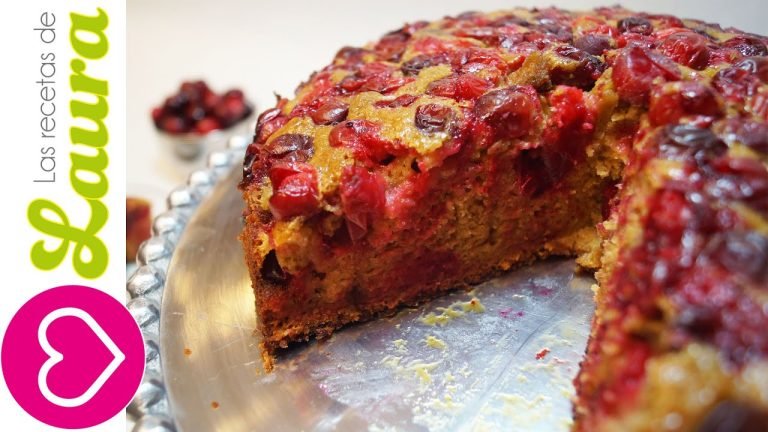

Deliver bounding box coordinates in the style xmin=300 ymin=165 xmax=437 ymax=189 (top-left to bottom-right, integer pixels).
xmin=151 ymin=80 xmax=253 ymax=135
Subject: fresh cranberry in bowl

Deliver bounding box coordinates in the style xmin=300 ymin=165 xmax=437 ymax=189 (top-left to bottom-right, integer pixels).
xmin=151 ymin=80 xmax=254 ymax=159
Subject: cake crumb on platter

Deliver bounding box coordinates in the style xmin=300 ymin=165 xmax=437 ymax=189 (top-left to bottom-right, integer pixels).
xmin=424 ymin=335 xmax=448 ymax=350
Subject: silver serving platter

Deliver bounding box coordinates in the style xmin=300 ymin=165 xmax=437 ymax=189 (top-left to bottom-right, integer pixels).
xmin=126 ymin=136 xmax=597 ymax=432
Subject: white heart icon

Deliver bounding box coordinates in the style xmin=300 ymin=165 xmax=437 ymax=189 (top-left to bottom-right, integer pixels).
xmin=37 ymin=307 xmax=126 ymax=408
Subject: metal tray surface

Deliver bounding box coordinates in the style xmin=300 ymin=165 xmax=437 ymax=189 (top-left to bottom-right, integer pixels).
xmin=160 ymin=165 xmax=596 ymax=432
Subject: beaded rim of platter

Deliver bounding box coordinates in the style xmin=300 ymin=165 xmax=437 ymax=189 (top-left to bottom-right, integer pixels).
xmin=125 ymin=130 xmax=252 ymax=432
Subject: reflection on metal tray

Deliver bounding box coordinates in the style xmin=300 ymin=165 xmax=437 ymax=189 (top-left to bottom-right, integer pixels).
xmin=160 ymin=165 xmax=596 ymax=432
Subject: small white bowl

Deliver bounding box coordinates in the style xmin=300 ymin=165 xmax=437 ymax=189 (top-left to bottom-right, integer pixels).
xmin=156 ymin=114 xmax=255 ymax=160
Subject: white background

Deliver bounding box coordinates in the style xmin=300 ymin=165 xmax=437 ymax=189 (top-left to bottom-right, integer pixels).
xmin=0 ymin=0 xmax=125 ymax=430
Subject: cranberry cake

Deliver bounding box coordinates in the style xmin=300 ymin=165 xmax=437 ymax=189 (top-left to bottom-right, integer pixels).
xmin=238 ymin=6 xmax=768 ymax=430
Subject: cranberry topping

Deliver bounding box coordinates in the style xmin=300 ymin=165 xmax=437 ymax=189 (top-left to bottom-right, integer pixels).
xmin=249 ymin=135 xmax=310 ymax=190
xmin=489 ymin=14 xmax=530 ymax=28
xmin=672 ymin=261 xmax=768 ymax=365
xmin=374 ymin=30 xmax=410 ymax=62
xmin=402 ymin=48 xmax=509 ymax=78
xmin=708 ymin=231 xmax=768 ymax=284
xmin=403 ymin=20 xmax=429 ymax=35
xmin=461 ymin=48 xmax=509 ymax=77
xmin=254 ymin=106 xmax=288 ymax=144
xmin=415 ymin=104 xmax=454 ymax=133
xmin=373 ymin=22 xmax=427 ymax=62
xmin=723 ymin=35 xmax=768 ymax=57
xmin=310 ymin=98 xmax=349 ymax=125
xmin=267 ymin=162 xmax=320 ymax=220
xmin=426 ymin=74 xmax=492 ymax=101
xmin=339 ymin=62 xmax=408 ymax=95
xmin=339 ymin=166 xmax=386 ymax=242
xmin=617 ymin=16 xmax=653 ymax=36
xmin=265 ymin=134 xmax=315 ymax=163
xmin=334 ymin=46 xmax=370 ymax=67
xmin=241 ymin=148 xmax=263 ymax=188
xmin=329 ymin=120 xmax=404 ymax=166
xmin=612 ymin=46 xmax=681 ymax=105
xmin=608 ymin=157 xmax=768 ymax=370
xmin=712 ymin=65 xmax=763 ymax=102
xmin=374 ymin=94 xmax=418 ymax=108
xmin=657 ymin=32 xmax=710 ymax=70
xmin=520 ymin=30 xmax=562 ymax=49
xmin=547 ymin=86 xmax=596 ymax=133
xmin=605 ymin=341 xmax=651 ymax=415
xmin=242 ymin=107 xmax=295 ymax=187
xmin=646 ymin=14 xmax=685 ymax=30
xmin=453 ymin=26 xmax=509 ymax=47
xmin=709 ymin=156 xmax=768 ymax=214
xmin=413 ymin=36 xmax=477 ymax=56
xmin=657 ymin=124 xmax=728 ymax=163
xmin=721 ymin=119 xmax=768 ymax=154
xmin=573 ymin=34 xmax=612 ymax=56
xmin=534 ymin=22 xmax=573 ymax=43
xmin=615 ymin=32 xmax=657 ymax=50
xmin=734 ymin=57 xmax=768 ymax=83
xmin=517 ymin=86 xmax=596 ymax=196
xmin=401 ymin=53 xmax=449 ymax=76
xmin=550 ymin=45 xmax=606 ymax=90
xmin=648 ymin=81 xmax=723 ymax=126
xmin=473 ymin=86 xmax=540 ymax=142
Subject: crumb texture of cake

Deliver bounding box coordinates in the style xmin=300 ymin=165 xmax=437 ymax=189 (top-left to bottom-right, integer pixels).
xmin=238 ymin=6 xmax=768 ymax=429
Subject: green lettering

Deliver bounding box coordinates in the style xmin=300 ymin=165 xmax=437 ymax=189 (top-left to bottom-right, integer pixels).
xmin=71 ymin=58 xmax=108 ymax=96
xmin=28 ymin=198 xmax=109 ymax=279
xmin=70 ymin=148 xmax=109 ymax=200
xmin=69 ymin=8 xmax=109 ymax=59
xmin=70 ymin=61 xmax=109 ymax=148
xmin=30 ymin=7 xmax=113 ymax=279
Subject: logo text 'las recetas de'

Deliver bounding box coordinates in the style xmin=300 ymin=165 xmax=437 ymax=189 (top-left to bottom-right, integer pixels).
xmin=28 ymin=8 xmax=110 ymax=279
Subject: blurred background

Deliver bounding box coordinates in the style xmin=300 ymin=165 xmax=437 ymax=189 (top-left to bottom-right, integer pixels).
xmin=127 ymin=0 xmax=766 ymax=199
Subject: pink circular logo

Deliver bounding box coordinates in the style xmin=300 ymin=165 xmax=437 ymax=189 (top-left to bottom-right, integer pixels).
xmin=2 ymin=285 xmax=145 ymax=428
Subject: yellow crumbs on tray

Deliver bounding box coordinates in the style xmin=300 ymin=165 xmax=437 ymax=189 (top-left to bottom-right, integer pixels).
xmin=419 ymin=297 xmax=486 ymax=326
xmin=381 ymin=355 xmax=403 ymax=369
xmin=463 ymin=297 xmax=486 ymax=313
xmin=407 ymin=360 xmax=442 ymax=384
xmin=427 ymin=394 xmax=462 ymax=412
xmin=425 ymin=335 xmax=448 ymax=350
xmin=382 ymin=353 xmax=443 ymax=385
